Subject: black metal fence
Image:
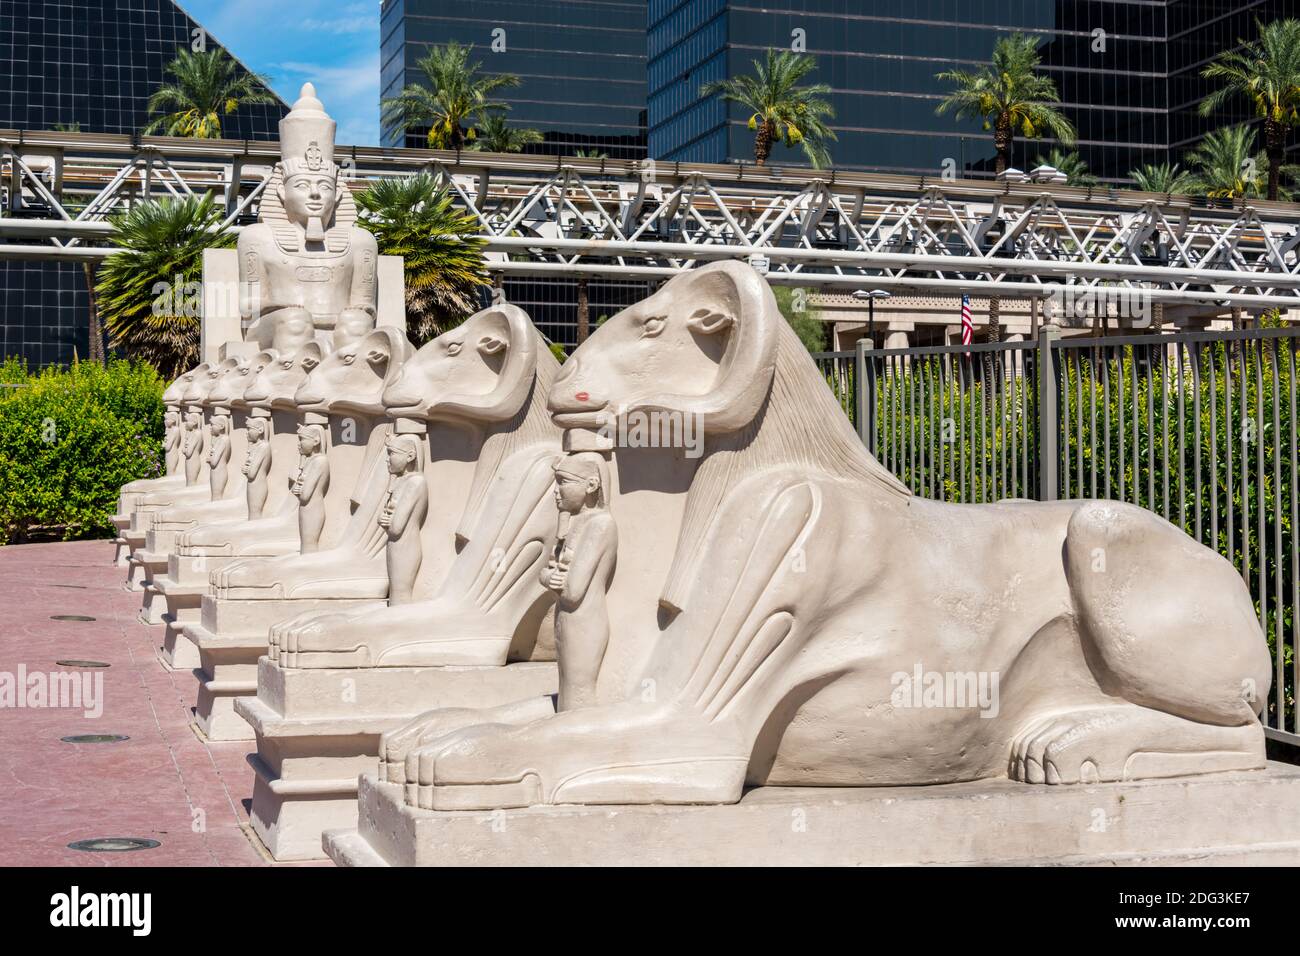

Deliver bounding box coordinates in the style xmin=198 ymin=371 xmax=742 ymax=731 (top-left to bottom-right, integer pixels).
xmin=816 ymin=326 xmax=1300 ymax=746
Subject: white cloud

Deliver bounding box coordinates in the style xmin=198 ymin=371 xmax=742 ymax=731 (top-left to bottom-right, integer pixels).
xmin=274 ymin=53 xmax=381 ymax=146
xmin=301 ymin=17 xmax=376 ymax=36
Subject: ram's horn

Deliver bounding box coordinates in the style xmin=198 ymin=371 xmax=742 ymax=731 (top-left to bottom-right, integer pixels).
xmin=632 ymin=261 xmax=779 ymax=435
xmin=429 ymin=303 xmax=538 ymax=424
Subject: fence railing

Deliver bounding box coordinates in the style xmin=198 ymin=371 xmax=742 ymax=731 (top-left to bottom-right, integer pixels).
xmin=815 ymin=325 xmax=1300 ymax=747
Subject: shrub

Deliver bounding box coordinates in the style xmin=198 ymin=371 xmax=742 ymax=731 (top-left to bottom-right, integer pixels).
xmin=0 ymin=359 xmax=166 ymax=543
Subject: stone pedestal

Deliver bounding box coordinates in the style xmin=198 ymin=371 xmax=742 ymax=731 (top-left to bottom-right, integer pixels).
xmin=325 ymin=763 xmax=1300 ymax=867
xmin=154 ymin=554 xmax=222 ymax=669
xmin=183 ymin=595 xmax=383 ymax=741
xmin=237 ymin=657 xmax=558 ymax=861
xmin=121 ymin=537 xmax=149 ymax=590
xmin=134 ymin=551 xmax=171 ymax=622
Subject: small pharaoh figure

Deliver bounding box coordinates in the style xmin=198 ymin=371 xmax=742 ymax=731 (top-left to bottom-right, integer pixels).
xmin=182 ymin=411 xmax=205 ymax=485
xmin=291 ymin=423 xmax=330 ymax=552
xmin=163 ymin=409 xmax=182 ymax=474
xmin=207 ymin=413 xmax=232 ymax=498
xmin=378 ymin=434 xmax=428 ymax=606
xmin=540 ymin=452 xmax=618 ymax=711
xmin=242 ymin=417 xmax=273 ymax=519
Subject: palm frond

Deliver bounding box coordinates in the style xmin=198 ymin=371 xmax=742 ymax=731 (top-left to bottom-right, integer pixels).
xmin=355 ymin=174 xmax=489 ymax=342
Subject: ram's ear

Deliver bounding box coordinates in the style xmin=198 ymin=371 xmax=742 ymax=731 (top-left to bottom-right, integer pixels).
xmin=686 ymin=309 xmax=734 ymax=336
xmin=478 ymin=334 xmax=507 ymax=356
xmin=357 ymin=326 xmax=416 ymax=390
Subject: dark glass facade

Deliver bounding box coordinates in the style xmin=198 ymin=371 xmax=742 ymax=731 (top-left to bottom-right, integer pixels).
xmin=380 ymin=0 xmax=648 ymax=158
xmin=0 ymin=0 xmax=286 ymax=367
xmin=1168 ymin=0 xmax=1294 ymax=159
xmin=649 ymin=0 xmax=1296 ymax=180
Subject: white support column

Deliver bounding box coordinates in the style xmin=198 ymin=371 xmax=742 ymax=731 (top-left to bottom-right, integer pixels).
xmin=200 ymin=247 xmax=243 ymax=363
xmin=377 ymin=255 xmax=406 ymax=331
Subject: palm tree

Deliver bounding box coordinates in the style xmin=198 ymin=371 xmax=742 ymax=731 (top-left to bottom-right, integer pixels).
xmin=96 ymin=195 xmax=234 ymax=378
xmin=1031 ymin=148 xmax=1097 ymax=186
xmin=700 ymin=48 xmax=837 ymax=167
xmin=355 ymin=174 xmax=489 ymax=343
xmin=143 ymin=49 xmax=276 ymax=138
xmin=468 ymin=111 xmax=542 ymax=153
xmin=381 ymin=42 xmax=520 ymax=149
xmin=1200 ymin=18 xmax=1300 ymax=201
xmin=1185 ymin=124 xmax=1269 ymax=199
xmin=936 ymin=33 xmax=1076 ymax=174
xmin=1129 ymin=161 xmax=1197 ymax=194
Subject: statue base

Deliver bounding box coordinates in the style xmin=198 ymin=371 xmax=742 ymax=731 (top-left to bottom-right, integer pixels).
xmin=121 ymin=534 xmax=148 ymax=590
xmin=134 ymin=551 xmax=170 ymax=623
xmin=154 ymin=550 xmax=290 ymax=669
xmin=183 ymin=595 xmax=384 ymax=740
xmin=324 ymin=762 xmax=1300 ymax=867
xmin=237 ymin=657 xmax=559 ymax=861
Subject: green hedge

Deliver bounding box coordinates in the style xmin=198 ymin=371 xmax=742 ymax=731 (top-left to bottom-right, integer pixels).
xmin=0 ymin=358 xmax=166 ymax=543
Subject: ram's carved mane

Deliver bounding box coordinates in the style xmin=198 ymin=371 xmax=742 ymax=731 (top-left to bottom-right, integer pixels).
xmin=455 ymin=331 xmax=562 ymax=544
xmin=661 ymin=319 xmax=910 ymax=610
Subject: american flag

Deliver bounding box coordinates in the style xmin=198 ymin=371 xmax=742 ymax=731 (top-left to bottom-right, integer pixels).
xmin=960 ymin=294 xmax=974 ymax=349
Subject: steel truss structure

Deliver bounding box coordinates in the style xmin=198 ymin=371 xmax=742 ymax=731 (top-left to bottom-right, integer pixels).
xmin=5 ymin=128 xmax=1300 ymax=313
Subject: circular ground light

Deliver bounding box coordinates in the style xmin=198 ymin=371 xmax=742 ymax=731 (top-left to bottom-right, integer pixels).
xmin=50 ymin=614 xmax=96 ymax=622
xmin=56 ymin=660 xmax=110 ymax=668
xmin=68 ymin=837 xmax=159 ymax=853
xmin=61 ymin=734 xmax=129 ymax=744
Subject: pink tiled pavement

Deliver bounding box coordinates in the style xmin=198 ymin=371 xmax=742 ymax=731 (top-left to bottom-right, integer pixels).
xmin=0 ymin=540 xmax=323 ymax=866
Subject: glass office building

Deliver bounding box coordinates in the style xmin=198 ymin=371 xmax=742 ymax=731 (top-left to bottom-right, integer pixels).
xmin=380 ymin=0 xmax=647 ymax=158
xmin=0 ymin=0 xmax=286 ymax=367
xmin=649 ymin=0 xmax=1295 ymax=181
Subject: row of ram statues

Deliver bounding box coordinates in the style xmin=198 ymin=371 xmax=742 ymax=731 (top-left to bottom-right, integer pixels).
xmin=111 ymin=86 xmax=1273 ymax=865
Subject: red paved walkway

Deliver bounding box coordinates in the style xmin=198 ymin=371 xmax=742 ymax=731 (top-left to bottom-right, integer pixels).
xmin=0 ymin=540 xmax=316 ymax=866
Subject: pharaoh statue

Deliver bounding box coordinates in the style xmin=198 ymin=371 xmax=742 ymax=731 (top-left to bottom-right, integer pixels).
xmin=378 ymin=432 xmax=428 ymax=606
xmin=291 ymin=423 xmax=330 ymax=553
xmin=238 ymin=82 xmax=378 ymax=355
xmin=242 ymin=415 xmax=273 ymax=520
xmin=541 ymin=452 xmax=617 ymax=710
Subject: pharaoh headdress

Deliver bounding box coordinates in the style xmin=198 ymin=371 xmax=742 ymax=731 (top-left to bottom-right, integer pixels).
xmin=261 ymin=83 xmax=358 ymax=250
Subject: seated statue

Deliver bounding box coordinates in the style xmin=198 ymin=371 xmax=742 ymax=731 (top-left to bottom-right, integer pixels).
xmin=238 ymin=83 xmax=377 ymax=355
xmin=398 ymin=260 xmax=1273 ymax=812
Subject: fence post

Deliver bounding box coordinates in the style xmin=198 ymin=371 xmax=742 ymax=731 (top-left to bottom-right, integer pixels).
xmin=1037 ymin=323 xmax=1061 ymax=501
xmin=855 ymin=338 xmax=876 ymax=454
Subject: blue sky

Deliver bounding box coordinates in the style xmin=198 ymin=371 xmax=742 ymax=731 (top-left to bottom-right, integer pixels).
xmin=179 ymin=0 xmax=381 ymax=146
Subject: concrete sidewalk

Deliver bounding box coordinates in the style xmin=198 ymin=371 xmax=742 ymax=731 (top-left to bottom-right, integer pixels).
xmin=0 ymin=540 xmax=319 ymax=866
